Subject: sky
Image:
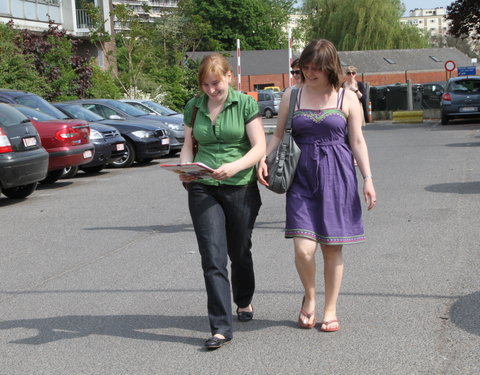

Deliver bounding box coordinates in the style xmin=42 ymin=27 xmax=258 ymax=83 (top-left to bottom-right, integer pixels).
xmin=401 ymin=0 xmax=453 ymax=15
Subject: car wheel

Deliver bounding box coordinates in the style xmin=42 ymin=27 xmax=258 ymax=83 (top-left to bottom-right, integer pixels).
xmin=441 ymin=112 xmax=449 ymax=125
xmin=40 ymin=169 xmax=65 ymax=184
xmin=1 ymin=182 xmax=38 ymax=199
xmin=62 ymin=165 xmax=79 ymax=179
xmin=109 ymin=140 xmax=135 ymax=168
xmin=264 ymin=108 xmax=273 ymax=119
xmin=81 ymin=165 xmax=105 ymax=174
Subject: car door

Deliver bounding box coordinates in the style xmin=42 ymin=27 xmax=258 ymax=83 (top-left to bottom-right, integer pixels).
xmin=83 ymin=104 xmax=121 ymax=119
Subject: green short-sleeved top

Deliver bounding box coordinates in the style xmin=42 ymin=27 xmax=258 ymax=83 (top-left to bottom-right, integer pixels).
xmin=183 ymin=87 xmax=261 ymax=186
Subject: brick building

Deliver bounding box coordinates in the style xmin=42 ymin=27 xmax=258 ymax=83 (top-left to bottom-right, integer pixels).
xmin=188 ymin=47 xmax=475 ymax=92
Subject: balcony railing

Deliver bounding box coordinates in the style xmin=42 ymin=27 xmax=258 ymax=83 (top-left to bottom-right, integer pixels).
xmin=76 ymin=9 xmax=93 ymax=29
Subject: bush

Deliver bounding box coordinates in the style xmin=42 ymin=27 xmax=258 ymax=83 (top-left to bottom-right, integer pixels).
xmin=87 ymin=65 xmax=122 ymax=99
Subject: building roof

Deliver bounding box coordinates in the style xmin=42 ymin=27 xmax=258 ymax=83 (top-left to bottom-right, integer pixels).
xmin=338 ymin=48 xmax=472 ymax=74
xmin=187 ymin=47 xmax=473 ymax=76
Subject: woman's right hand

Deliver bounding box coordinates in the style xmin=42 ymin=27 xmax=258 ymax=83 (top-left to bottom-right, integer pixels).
xmin=257 ymin=158 xmax=269 ymax=186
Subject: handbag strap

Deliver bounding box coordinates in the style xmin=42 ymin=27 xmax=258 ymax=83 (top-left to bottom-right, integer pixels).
xmin=284 ymin=88 xmax=298 ymax=133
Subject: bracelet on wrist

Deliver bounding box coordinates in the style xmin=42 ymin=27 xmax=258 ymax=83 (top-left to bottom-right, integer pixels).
xmin=363 ymin=175 xmax=372 ymax=180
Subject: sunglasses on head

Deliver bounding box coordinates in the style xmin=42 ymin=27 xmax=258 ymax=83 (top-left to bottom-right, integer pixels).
xmin=290 ymin=70 xmax=301 ymax=75
xmin=346 ymin=71 xmax=356 ymax=75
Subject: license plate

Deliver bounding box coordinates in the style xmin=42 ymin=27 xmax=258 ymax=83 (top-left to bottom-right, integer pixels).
xmin=23 ymin=137 xmax=37 ymax=147
xmin=83 ymin=150 xmax=93 ymax=159
xmin=116 ymin=143 xmax=125 ymax=151
xmin=460 ymin=106 xmax=477 ymax=112
xmin=161 ymin=138 xmax=170 ymax=145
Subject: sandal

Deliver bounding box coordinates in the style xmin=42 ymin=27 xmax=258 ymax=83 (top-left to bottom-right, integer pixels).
xmin=319 ymin=320 xmax=340 ymax=332
xmin=297 ymin=297 xmax=317 ymax=329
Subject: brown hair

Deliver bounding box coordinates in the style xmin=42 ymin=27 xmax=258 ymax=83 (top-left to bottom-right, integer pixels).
xmin=197 ymin=53 xmax=232 ymax=89
xmin=291 ymin=58 xmax=300 ymax=69
xmin=298 ymin=39 xmax=344 ymax=89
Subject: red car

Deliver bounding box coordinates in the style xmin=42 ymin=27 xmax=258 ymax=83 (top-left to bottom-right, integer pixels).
xmin=13 ymin=105 xmax=95 ymax=184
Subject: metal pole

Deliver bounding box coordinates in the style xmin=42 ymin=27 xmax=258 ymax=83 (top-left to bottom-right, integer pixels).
xmin=237 ymin=39 xmax=241 ymax=91
xmin=288 ymin=28 xmax=292 ymax=86
xmin=407 ymin=79 xmax=413 ymax=110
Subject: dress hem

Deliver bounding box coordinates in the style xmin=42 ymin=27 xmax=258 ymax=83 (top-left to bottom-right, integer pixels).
xmin=285 ymin=229 xmax=365 ymax=245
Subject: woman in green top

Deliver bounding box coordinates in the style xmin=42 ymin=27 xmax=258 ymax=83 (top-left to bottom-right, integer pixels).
xmin=179 ymin=53 xmax=266 ymax=350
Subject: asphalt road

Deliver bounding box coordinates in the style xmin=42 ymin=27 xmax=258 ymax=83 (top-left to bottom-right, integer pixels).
xmin=1 ymin=119 xmax=479 ymax=374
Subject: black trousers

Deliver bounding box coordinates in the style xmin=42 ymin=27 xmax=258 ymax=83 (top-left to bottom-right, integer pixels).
xmin=188 ymin=182 xmax=262 ymax=339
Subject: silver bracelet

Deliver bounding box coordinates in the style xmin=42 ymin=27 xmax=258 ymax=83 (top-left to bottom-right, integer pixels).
xmin=363 ymin=175 xmax=372 ymax=180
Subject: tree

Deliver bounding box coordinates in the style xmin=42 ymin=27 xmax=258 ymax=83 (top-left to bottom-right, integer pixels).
xmin=446 ymin=0 xmax=480 ymax=40
xmin=300 ymin=0 xmax=429 ymax=51
xmin=0 ymin=23 xmax=48 ymax=95
xmin=184 ymin=0 xmax=295 ymax=51
xmin=14 ymin=21 xmax=94 ymax=101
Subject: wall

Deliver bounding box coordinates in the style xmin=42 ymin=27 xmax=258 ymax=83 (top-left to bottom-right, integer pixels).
xmin=237 ymin=69 xmax=463 ymax=91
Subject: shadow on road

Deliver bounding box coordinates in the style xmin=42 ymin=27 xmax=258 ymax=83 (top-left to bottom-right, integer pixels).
xmin=445 ymin=142 xmax=480 ymax=147
xmin=450 ymin=291 xmax=480 ymax=336
xmin=83 ymin=221 xmax=285 ymax=233
xmin=0 ymin=314 xmax=291 ymax=346
xmin=425 ymin=181 xmax=480 ymax=194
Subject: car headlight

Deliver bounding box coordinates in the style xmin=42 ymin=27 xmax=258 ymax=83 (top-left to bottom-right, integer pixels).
xmin=165 ymin=123 xmax=183 ymax=131
xmin=89 ymin=129 xmax=104 ymax=140
xmin=132 ymin=130 xmax=154 ymax=138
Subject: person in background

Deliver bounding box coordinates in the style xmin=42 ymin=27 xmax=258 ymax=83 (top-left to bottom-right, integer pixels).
xmin=342 ymin=65 xmax=368 ymax=124
xmin=179 ymin=53 xmax=266 ymax=350
xmin=290 ymin=58 xmax=303 ymax=88
xmin=258 ymin=40 xmax=376 ymax=333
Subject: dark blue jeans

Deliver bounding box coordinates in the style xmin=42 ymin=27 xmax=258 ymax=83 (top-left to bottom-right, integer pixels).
xmin=188 ymin=182 xmax=262 ymax=339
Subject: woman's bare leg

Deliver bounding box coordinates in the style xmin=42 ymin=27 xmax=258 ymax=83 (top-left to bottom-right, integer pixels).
xmin=320 ymin=244 xmax=344 ymax=330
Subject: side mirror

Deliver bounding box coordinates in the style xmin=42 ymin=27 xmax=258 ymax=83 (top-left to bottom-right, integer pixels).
xmin=109 ymin=114 xmax=124 ymax=120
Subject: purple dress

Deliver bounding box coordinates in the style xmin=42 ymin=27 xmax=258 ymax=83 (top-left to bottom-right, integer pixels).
xmin=285 ymin=88 xmax=365 ymax=245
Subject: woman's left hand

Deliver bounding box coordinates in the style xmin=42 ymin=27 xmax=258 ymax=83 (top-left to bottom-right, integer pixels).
xmin=363 ymin=178 xmax=376 ymax=210
xmin=211 ymin=162 xmax=239 ymax=180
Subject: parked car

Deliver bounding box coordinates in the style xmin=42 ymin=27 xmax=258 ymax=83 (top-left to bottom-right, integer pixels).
xmin=54 ymin=102 xmax=169 ymax=168
xmin=0 ymin=88 xmax=69 ymax=118
xmin=63 ymin=99 xmax=183 ymax=155
xmin=263 ymin=86 xmax=281 ymax=93
xmin=0 ymin=104 xmax=49 ymax=198
xmin=257 ymin=90 xmax=281 ymax=118
xmin=120 ymin=99 xmax=183 ymax=119
xmin=11 ymin=105 xmax=94 ymax=184
xmin=14 ymin=105 xmax=125 ymax=177
xmin=420 ymin=82 xmax=445 ymax=109
xmin=441 ymin=76 xmax=480 ymax=125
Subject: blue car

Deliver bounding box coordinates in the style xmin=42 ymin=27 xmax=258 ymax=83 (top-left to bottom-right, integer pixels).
xmin=54 ymin=103 xmax=170 ymax=168
xmin=63 ymin=99 xmax=184 ymax=155
xmin=441 ymin=76 xmax=480 ymax=125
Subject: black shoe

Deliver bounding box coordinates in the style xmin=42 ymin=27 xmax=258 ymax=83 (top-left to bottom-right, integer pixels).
xmin=204 ymin=336 xmax=231 ymax=350
xmin=236 ymin=306 xmax=254 ymax=322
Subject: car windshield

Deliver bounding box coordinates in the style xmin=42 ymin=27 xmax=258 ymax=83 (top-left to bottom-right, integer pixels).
xmin=14 ymin=94 xmax=68 ymax=119
xmin=60 ymin=104 xmax=104 ymax=121
xmin=15 ymin=106 xmax=56 ymax=121
xmin=108 ymin=100 xmax=146 ymax=117
xmin=450 ymin=80 xmax=480 ymax=93
xmin=0 ymin=104 xmax=29 ymax=127
xmin=273 ymin=93 xmax=282 ymax=100
xmin=144 ymin=101 xmax=177 ymax=116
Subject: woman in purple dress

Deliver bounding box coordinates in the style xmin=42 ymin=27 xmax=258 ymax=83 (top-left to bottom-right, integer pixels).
xmin=258 ymin=39 xmax=376 ymax=332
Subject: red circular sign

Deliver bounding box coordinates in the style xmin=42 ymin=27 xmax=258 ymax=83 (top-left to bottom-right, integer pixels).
xmin=444 ymin=60 xmax=456 ymax=71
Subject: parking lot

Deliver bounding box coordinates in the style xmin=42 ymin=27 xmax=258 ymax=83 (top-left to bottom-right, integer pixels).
xmin=1 ymin=120 xmax=479 ymax=374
